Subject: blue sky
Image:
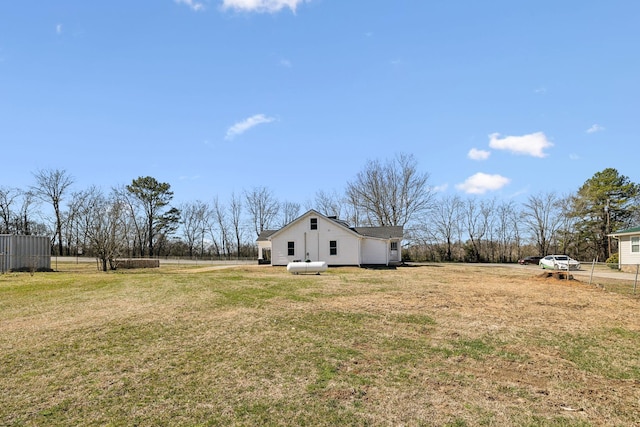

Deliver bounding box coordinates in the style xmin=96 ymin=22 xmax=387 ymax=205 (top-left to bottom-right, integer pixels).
xmin=1 ymin=1 xmax=638 ymax=207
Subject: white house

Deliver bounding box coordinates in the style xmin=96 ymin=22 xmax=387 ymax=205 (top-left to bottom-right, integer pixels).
xmin=257 ymin=210 xmax=403 ymax=267
xmin=609 ymin=226 xmax=640 ymax=272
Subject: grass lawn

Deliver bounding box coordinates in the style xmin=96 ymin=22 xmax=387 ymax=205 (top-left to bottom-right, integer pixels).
xmin=1 ymin=263 xmax=639 ymax=426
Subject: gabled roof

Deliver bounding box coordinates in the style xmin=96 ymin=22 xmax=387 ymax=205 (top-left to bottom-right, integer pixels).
xmin=256 ymin=209 xmax=403 ymax=241
xmin=609 ymin=226 xmax=640 ymax=237
xmin=267 ymin=209 xmax=361 ymax=240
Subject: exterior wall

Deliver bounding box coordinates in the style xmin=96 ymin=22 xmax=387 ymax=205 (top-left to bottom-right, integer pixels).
xmin=0 ymin=235 xmax=51 ymax=272
xmin=270 ymin=214 xmax=361 ymax=266
xmin=618 ymin=235 xmax=640 ymax=267
xmin=361 ymin=239 xmax=388 ymax=265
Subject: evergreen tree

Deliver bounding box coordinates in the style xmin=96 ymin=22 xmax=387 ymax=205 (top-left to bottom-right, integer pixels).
xmin=569 ymin=168 xmax=639 ymax=260
xmin=126 ymin=176 xmax=180 ymax=257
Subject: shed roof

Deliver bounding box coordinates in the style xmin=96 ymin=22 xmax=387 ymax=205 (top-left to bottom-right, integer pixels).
xmin=256 ymin=229 xmax=277 ymax=242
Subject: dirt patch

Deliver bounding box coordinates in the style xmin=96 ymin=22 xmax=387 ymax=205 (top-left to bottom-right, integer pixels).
xmin=536 ymin=271 xmax=576 ymax=281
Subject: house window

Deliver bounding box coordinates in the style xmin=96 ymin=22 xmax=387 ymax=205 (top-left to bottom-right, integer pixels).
xmin=329 ymin=240 xmax=337 ymax=255
xmin=310 ymin=218 xmax=318 ymax=230
xmin=632 ymin=236 xmax=640 ymax=253
xmin=288 ymin=241 xmax=295 ymax=256
xmin=390 ymin=241 xmax=398 ymax=252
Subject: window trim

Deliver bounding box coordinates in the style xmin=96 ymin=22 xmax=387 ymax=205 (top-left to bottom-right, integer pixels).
xmin=390 ymin=241 xmax=398 ymax=252
xmin=632 ymin=236 xmax=640 ymax=253
xmin=310 ymin=218 xmax=318 ymax=230
xmin=287 ymin=241 xmax=295 ymax=256
xmin=329 ymin=240 xmax=337 ymax=256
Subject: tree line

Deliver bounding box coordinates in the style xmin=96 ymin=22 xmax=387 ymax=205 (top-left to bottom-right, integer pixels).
xmin=1 ymin=154 xmax=638 ymax=270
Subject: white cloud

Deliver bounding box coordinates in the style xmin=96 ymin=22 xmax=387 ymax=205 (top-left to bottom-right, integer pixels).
xmin=456 ymin=172 xmax=510 ymax=195
xmin=488 ymin=132 xmax=553 ymax=158
xmin=175 ymin=0 xmax=205 ymax=11
xmin=225 ymin=114 xmax=275 ymax=140
xmin=56 ymin=24 xmax=63 ymax=35
xmin=221 ymin=0 xmax=307 ymax=13
xmin=468 ymin=148 xmax=490 ymax=161
xmin=279 ymin=58 xmax=292 ymax=68
xmin=432 ymin=183 xmax=449 ymax=193
xmin=586 ymin=124 xmax=605 ymax=134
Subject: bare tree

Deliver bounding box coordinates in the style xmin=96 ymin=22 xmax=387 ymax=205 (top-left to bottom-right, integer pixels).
xmin=16 ymin=191 xmax=40 ymax=235
xmin=77 ymin=187 xmax=128 ymax=271
xmin=280 ymin=201 xmax=301 ymax=227
xmin=429 ymin=194 xmax=463 ymax=261
xmin=229 ymin=192 xmax=244 ymax=258
xmin=180 ymin=200 xmax=211 ymax=258
xmin=494 ymin=200 xmax=518 ymax=263
xmin=0 ymin=187 xmax=19 ymax=233
xmin=312 ymin=190 xmax=345 ymax=218
xmin=213 ymin=197 xmax=231 ymax=258
xmin=64 ymin=189 xmax=96 ymax=257
xmin=462 ymin=197 xmax=491 ymax=262
xmin=521 ymin=192 xmax=562 ymax=256
xmin=557 ymin=192 xmax=580 ymax=258
xmin=345 ymin=153 xmax=432 ymax=227
xmin=244 ymin=186 xmax=279 ymax=237
xmin=113 ymin=185 xmax=146 ymax=257
xmin=30 ymin=169 xmax=74 ymax=255
xmin=482 ymin=199 xmax=498 ymax=262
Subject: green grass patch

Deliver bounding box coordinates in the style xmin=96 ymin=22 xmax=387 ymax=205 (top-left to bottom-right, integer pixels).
xmin=544 ymin=328 xmax=640 ymax=380
xmin=1 ymin=263 xmax=639 ymax=426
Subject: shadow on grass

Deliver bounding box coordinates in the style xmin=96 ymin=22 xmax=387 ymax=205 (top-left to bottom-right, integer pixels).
xmin=399 ymin=263 xmax=445 ymax=268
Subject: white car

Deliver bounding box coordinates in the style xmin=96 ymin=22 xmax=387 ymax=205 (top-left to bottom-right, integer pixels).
xmin=539 ymin=255 xmax=581 ymax=271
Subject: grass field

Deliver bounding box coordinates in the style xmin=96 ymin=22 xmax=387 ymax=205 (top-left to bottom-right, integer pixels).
xmin=1 ymin=263 xmax=639 ymax=426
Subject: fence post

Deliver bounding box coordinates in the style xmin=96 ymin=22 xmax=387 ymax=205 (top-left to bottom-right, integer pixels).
xmin=634 ymin=264 xmax=638 ymax=295
xmin=589 ymin=258 xmax=597 ymax=286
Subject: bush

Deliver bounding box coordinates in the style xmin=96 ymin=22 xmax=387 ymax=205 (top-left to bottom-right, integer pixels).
xmin=605 ymin=253 xmax=619 ymax=269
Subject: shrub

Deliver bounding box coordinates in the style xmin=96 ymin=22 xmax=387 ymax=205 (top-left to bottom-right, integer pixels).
xmin=605 ymin=253 xmax=619 ymax=269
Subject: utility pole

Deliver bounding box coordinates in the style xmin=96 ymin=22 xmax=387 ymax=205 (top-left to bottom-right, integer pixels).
xmin=605 ymin=198 xmax=611 ymax=258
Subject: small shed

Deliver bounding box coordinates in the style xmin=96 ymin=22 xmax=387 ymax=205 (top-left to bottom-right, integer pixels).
xmin=0 ymin=235 xmax=51 ymax=272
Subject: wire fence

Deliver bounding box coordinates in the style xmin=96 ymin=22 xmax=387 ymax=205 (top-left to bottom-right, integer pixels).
xmin=3 ymin=254 xmax=638 ymax=296
xmin=580 ymin=260 xmax=639 ymax=296
xmin=47 ymin=255 xmax=258 ymax=271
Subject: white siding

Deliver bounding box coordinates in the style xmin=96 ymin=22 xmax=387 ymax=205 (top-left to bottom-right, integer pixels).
xmin=271 ymin=214 xmax=360 ymax=266
xmin=361 ymin=239 xmax=388 ymax=265
xmin=619 ymin=235 xmax=640 ymax=265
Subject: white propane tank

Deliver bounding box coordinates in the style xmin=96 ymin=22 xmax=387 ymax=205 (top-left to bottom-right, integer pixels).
xmin=286 ymin=261 xmax=328 ymax=275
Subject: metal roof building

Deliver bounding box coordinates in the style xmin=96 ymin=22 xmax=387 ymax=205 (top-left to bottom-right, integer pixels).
xmin=0 ymin=235 xmax=51 ymax=272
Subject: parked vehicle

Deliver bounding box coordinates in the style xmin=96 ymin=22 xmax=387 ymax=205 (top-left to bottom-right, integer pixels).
xmin=539 ymin=255 xmax=580 ymax=271
xmin=518 ymin=256 xmax=543 ymax=265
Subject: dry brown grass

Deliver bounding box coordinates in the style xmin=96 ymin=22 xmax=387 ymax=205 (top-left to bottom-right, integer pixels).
xmin=1 ymin=263 xmax=639 ymax=426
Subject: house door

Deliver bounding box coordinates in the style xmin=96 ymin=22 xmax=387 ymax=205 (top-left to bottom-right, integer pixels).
xmin=304 ymin=232 xmax=320 ymax=261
